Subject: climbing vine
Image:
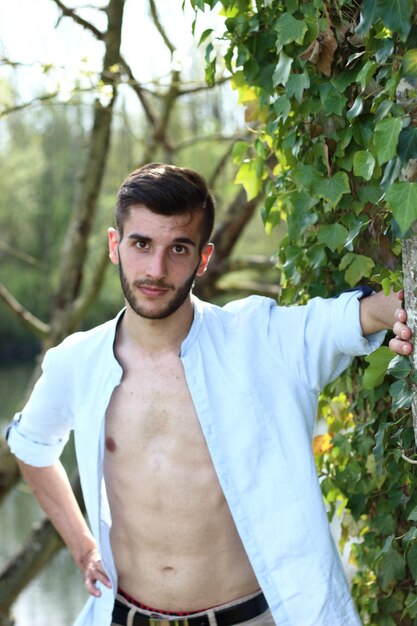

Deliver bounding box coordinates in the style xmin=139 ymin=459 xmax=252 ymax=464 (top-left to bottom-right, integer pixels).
xmin=191 ymin=1 xmax=417 ymax=623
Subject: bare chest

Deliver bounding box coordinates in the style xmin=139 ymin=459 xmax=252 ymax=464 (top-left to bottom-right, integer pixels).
xmin=105 ymin=355 xmax=212 ymax=467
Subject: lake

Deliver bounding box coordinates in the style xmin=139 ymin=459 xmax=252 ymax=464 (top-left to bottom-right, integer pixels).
xmin=0 ymin=363 xmax=87 ymax=625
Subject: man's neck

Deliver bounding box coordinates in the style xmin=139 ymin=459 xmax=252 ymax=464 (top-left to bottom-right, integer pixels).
xmin=119 ymin=296 xmax=195 ymax=356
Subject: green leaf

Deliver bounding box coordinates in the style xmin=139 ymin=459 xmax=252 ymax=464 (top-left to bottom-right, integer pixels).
xmin=293 ymin=163 xmax=320 ymax=191
xmin=273 ymin=95 xmax=291 ymax=122
xmin=358 ymin=0 xmax=412 ymax=41
xmin=232 ymin=140 xmax=248 ymax=164
xmin=390 ymin=379 xmax=414 ymax=410
xmin=403 ymin=592 xmax=417 ymax=619
xmin=275 ymin=13 xmax=307 ymax=47
xmin=362 ymin=346 xmax=393 ymax=389
xmin=356 ymin=60 xmax=378 ymax=91
xmin=374 ymin=118 xmax=403 ymax=165
xmin=347 ymin=96 xmax=364 ymax=121
xmin=353 ymin=150 xmax=376 ymax=180
xmin=286 ymin=73 xmax=310 ymax=104
xmin=317 ymin=224 xmax=348 ymax=252
xmin=402 ymin=527 xmax=417 ymax=549
xmin=273 ymin=52 xmax=293 ymax=87
xmin=198 ymin=28 xmax=213 ymax=46
xmin=307 ymin=245 xmax=327 ymax=269
xmin=287 ymin=191 xmax=318 ymax=240
xmin=318 ymin=83 xmax=348 ymax=116
xmin=407 ymin=543 xmax=417 ymax=580
xmin=402 ymin=49 xmax=417 ymax=78
xmin=378 ymin=545 xmax=406 ymax=591
xmin=339 ymin=253 xmax=375 ymax=287
xmin=388 ymin=354 xmax=412 ymax=378
xmin=234 ymin=160 xmax=261 ymax=200
xmin=407 ymin=505 xmax=417 ymax=522
xmin=378 ymin=0 xmax=413 ymax=41
xmin=386 ymin=182 xmax=417 ymax=235
xmin=398 ymin=127 xmax=417 ymax=163
xmin=311 ymin=172 xmax=350 ymax=207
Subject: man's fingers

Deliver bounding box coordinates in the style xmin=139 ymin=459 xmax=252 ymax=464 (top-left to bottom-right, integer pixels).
xmin=393 ymin=321 xmax=412 ymax=340
xmin=389 ymin=336 xmax=413 ymax=355
xmin=84 ymin=561 xmax=112 ymax=596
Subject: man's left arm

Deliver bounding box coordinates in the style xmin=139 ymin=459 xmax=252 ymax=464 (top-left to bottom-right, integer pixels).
xmin=360 ymin=289 xmax=412 ymax=355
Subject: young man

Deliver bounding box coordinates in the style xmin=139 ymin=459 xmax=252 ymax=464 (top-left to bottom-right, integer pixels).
xmin=6 ymin=163 xmax=412 ymax=626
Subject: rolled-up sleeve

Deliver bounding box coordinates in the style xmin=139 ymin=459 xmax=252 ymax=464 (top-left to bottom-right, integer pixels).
xmin=302 ymin=289 xmax=386 ymax=391
xmin=6 ymin=347 xmax=74 ymax=467
xmin=265 ymin=289 xmax=386 ymax=393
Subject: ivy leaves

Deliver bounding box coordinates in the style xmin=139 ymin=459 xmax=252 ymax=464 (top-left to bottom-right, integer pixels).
xmin=193 ymin=2 xmax=417 ymax=621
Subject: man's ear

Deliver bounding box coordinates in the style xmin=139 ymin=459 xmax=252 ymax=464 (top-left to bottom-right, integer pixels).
xmin=108 ymin=227 xmax=120 ymax=265
xmin=196 ymin=243 xmax=214 ymax=277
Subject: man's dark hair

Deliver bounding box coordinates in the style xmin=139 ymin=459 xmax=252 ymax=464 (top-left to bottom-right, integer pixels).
xmin=115 ymin=163 xmax=215 ymax=247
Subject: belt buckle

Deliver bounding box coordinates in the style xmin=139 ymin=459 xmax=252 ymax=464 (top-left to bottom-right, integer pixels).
xmin=148 ymin=616 xmax=188 ymax=626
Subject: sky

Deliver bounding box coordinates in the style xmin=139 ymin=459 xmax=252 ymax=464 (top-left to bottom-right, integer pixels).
xmin=0 ymin=0 xmax=231 ymax=104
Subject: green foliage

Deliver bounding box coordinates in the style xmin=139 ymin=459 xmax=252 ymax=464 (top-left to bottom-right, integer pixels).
xmin=193 ymin=0 xmax=417 ymax=622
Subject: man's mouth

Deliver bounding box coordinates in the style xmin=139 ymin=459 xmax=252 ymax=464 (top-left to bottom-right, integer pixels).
xmin=135 ymin=282 xmax=171 ymax=297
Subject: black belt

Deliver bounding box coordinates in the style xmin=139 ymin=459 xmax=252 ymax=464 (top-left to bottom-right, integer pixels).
xmin=112 ymin=593 xmax=269 ymax=626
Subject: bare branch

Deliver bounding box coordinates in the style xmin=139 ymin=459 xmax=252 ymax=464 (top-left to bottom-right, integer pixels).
xmin=175 ymin=133 xmax=241 ymax=153
xmin=118 ymin=58 xmax=158 ymax=126
xmin=148 ymin=0 xmax=175 ymax=55
xmin=178 ymin=76 xmax=230 ymax=96
xmin=0 ymin=470 xmax=83 ymax=613
xmin=216 ymin=281 xmax=280 ymax=298
xmin=0 ymin=283 xmax=50 ymax=338
xmin=0 ymin=92 xmax=59 ymax=118
xmin=0 ymin=242 xmax=42 ymax=267
xmin=219 ymin=255 xmax=277 ymax=273
xmin=50 ymin=0 xmax=104 ymax=39
xmin=69 ymin=240 xmax=111 ymax=328
xmin=208 ymin=144 xmax=235 ymax=188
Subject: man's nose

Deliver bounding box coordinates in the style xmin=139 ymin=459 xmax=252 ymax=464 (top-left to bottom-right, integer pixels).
xmin=145 ymin=250 xmax=167 ymax=279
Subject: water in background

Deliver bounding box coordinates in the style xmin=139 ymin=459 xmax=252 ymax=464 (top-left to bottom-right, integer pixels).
xmin=0 ymin=363 xmax=87 ymax=625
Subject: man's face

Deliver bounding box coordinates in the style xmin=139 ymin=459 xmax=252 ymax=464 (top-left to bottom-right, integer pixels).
xmin=108 ymin=205 xmax=213 ymax=320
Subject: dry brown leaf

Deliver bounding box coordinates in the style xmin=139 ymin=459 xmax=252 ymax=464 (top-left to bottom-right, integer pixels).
xmin=300 ymin=27 xmax=338 ymax=77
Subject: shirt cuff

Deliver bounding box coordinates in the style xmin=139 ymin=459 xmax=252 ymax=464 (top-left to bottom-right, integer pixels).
xmin=333 ymin=289 xmax=386 ymax=356
xmin=6 ymin=413 xmax=67 ymax=467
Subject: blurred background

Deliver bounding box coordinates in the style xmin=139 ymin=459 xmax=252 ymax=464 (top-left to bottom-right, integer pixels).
xmin=0 ymin=1 xmax=279 ymax=623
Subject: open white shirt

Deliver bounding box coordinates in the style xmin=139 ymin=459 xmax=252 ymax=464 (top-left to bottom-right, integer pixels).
xmin=7 ymin=291 xmax=384 ymax=626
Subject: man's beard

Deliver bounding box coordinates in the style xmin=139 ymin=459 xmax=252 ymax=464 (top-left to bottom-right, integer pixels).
xmin=118 ymin=258 xmax=200 ymax=320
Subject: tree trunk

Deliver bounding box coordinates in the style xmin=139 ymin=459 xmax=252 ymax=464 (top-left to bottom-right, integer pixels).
xmin=0 ymin=0 xmax=126 ymax=617
xmin=0 ymin=473 xmax=83 ymax=625
xmin=402 ymin=224 xmax=417 ymax=444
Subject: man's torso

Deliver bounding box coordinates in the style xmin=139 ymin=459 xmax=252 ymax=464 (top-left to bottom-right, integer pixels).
xmin=104 ymin=343 xmax=259 ymax=611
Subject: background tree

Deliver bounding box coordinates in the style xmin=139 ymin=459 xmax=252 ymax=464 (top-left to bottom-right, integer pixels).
xmin=0 ymin=1 xmax=279 ymax=622
xmin=192 ymin=0 xmax=417 ymax=624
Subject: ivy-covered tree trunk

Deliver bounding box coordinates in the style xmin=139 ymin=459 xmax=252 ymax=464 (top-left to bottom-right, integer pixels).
xmin=191 ymin=0 xmax=417 ymax=623
xmin=402 ymin=224 xmax=417 ymax=444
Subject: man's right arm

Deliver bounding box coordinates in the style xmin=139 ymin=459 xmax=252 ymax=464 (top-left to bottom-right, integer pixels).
xmin=17 ymin=459 xmax=112 ymax=597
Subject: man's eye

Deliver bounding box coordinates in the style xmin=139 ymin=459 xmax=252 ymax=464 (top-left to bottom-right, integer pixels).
xmin=173 ymin=244 xmax=186 ymax=254
xmin=135 ymin=240 xmax=148 ymax=249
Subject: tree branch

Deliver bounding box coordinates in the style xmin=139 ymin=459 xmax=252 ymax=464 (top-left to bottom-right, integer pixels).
xmin=216 ymin=281 xmax=280 ymax=298
xmin=0 ymin=470 xmax=83 ymax=615
xmin=0 ymin=242 xmax=42 ymax=267
xmin=148 ymin=0 xmax=175 ymax=55
xmin=69 ymin=240 xmax=111 ymax=329
xmin=218 ymin=255 xmax=277 ymax=273
xmin=0 ymin=283 xmax=50 ymax=338
xmin=50 ymin=0 xmax=104 ymax=39
xmin=0 ymin=92 xmax=59 ymax=118
xmin=177 ymin=76 xmax=230 ymax=96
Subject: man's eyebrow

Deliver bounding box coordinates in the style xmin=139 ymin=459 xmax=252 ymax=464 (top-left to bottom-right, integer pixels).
xmin=127 ymin=233 xmax=197 ymax=247
xmin=127 ymin=233 xmax=152 ymax=242
xmin=172 ymin=237 xmax=197 ymax=247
